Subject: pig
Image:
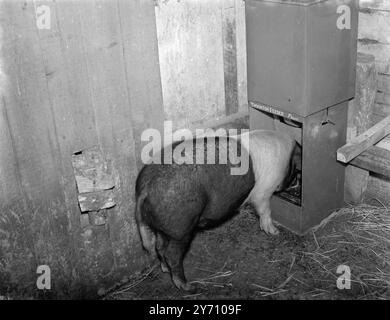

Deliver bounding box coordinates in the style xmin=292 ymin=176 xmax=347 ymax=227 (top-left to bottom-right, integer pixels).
xmin=135 ymin=129 xmax=301 ymax=291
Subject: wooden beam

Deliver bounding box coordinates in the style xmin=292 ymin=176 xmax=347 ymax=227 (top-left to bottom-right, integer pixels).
xmin=350 ymin=145 xmax=390 ymax=178
xmin=344 ymin=166 xmax=369 ymax=204
xmin=344 ymin=52 xmax=376 ymax=204
xmin=376 ymin=135 xmax=390 ymax=151
xmin=347 ymin=53 xmax=376 ymax=138
xmin=337 ymin=114 xmax=390 ymax=163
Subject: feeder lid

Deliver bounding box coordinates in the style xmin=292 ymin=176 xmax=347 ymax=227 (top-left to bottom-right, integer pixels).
xmin=250 ymin=0 xmax=328 ymax=6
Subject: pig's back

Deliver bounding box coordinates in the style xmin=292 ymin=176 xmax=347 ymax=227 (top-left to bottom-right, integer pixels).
xmin=137 ymin=136 xmax=256 ymax=239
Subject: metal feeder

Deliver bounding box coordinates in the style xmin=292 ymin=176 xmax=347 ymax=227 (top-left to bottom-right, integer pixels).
xmin=246 ymin=0 xmax=358 ymax=234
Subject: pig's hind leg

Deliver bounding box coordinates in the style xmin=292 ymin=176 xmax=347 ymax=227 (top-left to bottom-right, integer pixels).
xmin=156 ymin=233 xmax=169 ymax=273
xmin=250 ymin=190 xmax=279 ymax=235
xmin=164 ymin=233 xmax=194 ymax=291
xmin=256 ymin=199 xmax=279 ymax=235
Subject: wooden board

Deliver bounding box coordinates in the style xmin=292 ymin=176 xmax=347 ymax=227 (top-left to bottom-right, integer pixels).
xmin=78 ymin=190 xmax=116 ymax=213
xmin=358 ymin=42 xmax=390 ymax=76
xmin=155 ymin=0 xmax=225 ymax=129
xmin=122 ymin=0 xmax=164 ymax=169
xmin=350 ymin=145 xmax=390 ymax=178
xmin=0 ymin=1 xmax=65 ymax=203
xmin=71 ymin=146 xmax=115 ymax=194
xmin=0 ymin=0 xmax=164 ymax=296
xmin=222 ymin=0 xmax=239 ymax=116
xmin=373 ymin=102 xmax=390 ymax=120
xmin=359 ymin=10 xmax=390 ymax=44
xmin=376 ymin=92 xmax=390 ymax=105
xmin=378 ymin=74 xmax=390 ymax=94
xmin=154 ymin=0 xmax=248 ymax=128
xmin=347 ymin=52 xmax=377 ymax=137
xmin=337 ymin=114 xmax=390 ymax=163
xmin=344 ymin=166 xmax=369 ymax=204
xmin=365 ymin=174 xmax=390 ymax=206
xmin=376 ymin=135 xmax=390 ymax=150
xmin=235 ymin=0 xmax=248 ymax=113
xmin=360 ymin=0 xmax=390 ymax=11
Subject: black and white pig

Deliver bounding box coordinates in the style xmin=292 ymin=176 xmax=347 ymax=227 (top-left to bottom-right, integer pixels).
xmin=135 ymin=129 xmax=301 ymax=291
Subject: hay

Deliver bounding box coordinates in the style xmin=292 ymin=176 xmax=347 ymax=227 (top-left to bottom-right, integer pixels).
xmin=106 ymin=204 xmax=390 ymax=300
xmin=102 ymin=264 xmax=159 ymax=299
xmin=190 ymin=267 xmax=235 ymax=288
xmin=301 ymin=204 xmax=390 ymax=299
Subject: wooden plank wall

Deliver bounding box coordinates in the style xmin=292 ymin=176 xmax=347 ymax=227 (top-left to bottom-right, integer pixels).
xmin=359 ymin=0 xmax=390 ymax=124
xmin=3 ymin=0 xmax=390 ymax=297
xmin=155 ymin=0 xmax=247 ymax=130
xmin=357 ymin=0 xmax=390 ymax=205
xmin=0 ymin=0 xmax=164 ymax=298
xmin=155 ymin=0 xmax=390 ymax=205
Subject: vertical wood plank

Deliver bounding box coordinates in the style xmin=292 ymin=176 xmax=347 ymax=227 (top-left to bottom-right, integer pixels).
xmin=32 ymin=0 xmax=105 ymax=280
xmin=36 ymin=0 xmax=99 ymax=155
xmin=0 ymin=98 xmax=24 ymax=203
xmin=119 ymin=0 xmax=164 ymax=170
xmin=155 ymin=0 xmax=225 ymax=129
xmin=345 ymin=53 xmax=377 ymax=204
xmin=235 ymin=0 xmax=248 ymax=113
xmin=0 ymin=8 xmax=22 ymax=203
xmin=0 ymin=0 xmax=79 ymax=292
xmin=222 ymin=0 xmax=238 ymax=115
xmin=0 ymin=0 xmax=64 ymax=202
xmin=77 ymin=0 xmax=142 ymax=269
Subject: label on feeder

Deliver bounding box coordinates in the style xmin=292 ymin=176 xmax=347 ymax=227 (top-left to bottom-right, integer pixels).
xmin=249 ymin=101 xmax=303 ymax=123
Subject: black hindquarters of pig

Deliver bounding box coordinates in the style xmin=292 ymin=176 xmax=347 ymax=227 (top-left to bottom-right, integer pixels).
xmin=135 ymin=134 xmax=298 ymax=291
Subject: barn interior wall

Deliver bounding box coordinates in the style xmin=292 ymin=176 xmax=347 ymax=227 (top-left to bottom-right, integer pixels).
xmin=357 ymin=0 xmax=390 ymax=205
xmin=1 ymin=0 xmax=389 ymax=298
xmin=155 ymin=0 xmax=248 ymax=130
xmin=0 ymin=0 xmax=163 ymax=298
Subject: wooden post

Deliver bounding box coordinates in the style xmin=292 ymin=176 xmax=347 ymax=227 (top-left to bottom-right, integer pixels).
xmin=344 ymin=53 xmax=377 ymax=204
xmin=222 ymin=0 xmax=239 ymax=116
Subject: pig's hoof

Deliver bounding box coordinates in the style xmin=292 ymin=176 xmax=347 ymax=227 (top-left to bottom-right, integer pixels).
xmin=161 ymin=262 xmax=169 ymax=273
xmin=260 ymin=218 xmax=279 ymax=235
xmin=172 ymin=276 xmax=194 ymax=292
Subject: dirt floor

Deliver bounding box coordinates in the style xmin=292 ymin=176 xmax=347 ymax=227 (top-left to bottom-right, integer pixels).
xmin=104 ymin=204 xmax=390 ymax=300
